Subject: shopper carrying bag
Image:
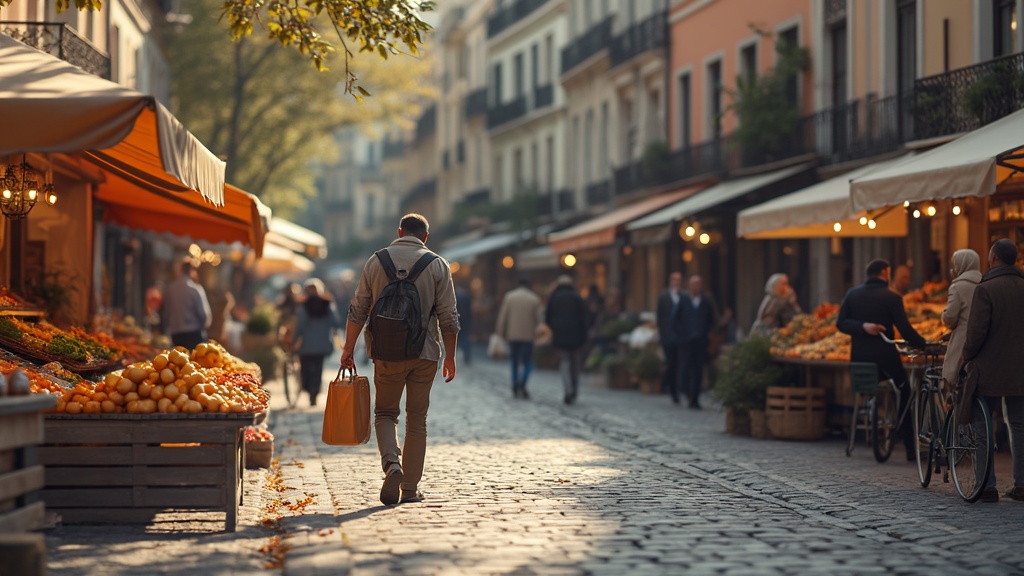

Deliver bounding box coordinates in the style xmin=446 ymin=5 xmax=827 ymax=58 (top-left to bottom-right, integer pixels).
xmin=322 ymin=365 xmax=371 ymax=446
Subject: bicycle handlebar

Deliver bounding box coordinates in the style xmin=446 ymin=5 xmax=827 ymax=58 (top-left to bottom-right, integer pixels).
xmin=878 ymin=332 xmax=946 ymax=356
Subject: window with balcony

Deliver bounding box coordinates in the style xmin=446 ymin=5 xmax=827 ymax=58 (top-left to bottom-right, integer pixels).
xmin=830 ymin=22 xmax=847 ymax=106
xmin=492 ymin=62 xmax=503 ymax=105
xmin=571 ymin=115 xmax=580 ymax=189
xmin=514 ymin=52 xmax=525 ymax=98
xmin=513 ymin=147 xmax=524 ymax=192
xmin=678 ymin=73 xmax=692 ymax=148
xmin=545 ymin=34 xmax=554 ymax=84
xmin=600 ymin=101 xmax=610 ymax=172
xmin=531 ymin=43 xmax=539 ymax=93
xmin=994 ymin=0 xmax=1018 ymax=57
xmin=740 ymin=43 xmax=757 ymax=84
xmin=779 ymin=26 xmax=800 ymax=108
xmin=897 ymin=0 xmax=916 ymax=136
xmin=706 ymin=59 xmax=723 ymax=139
xmin=530 ymin=142 xmax=539 ymax=189
xmin=546 ymin=136 xmax=555 ymax=192
xmin=584 ymin=109 xmax=594 ymax=184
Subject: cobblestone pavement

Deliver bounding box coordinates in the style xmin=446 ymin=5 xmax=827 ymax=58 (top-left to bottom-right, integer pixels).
xmin=45 ymin=352 xmax=1024 ymax=575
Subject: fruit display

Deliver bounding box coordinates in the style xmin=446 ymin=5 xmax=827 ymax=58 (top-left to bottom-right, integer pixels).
xmin=0 ymin=316 xmax=122 ymax=371
xmin=44 ymin=345 xmax=269 ymax=415
xmin=903 ymin=280 xmax=949 ymax=305
xmin=0 ymin=287 xmax=35 ymax=310
xmin=244 ymin=427 xmax=274 ymax=443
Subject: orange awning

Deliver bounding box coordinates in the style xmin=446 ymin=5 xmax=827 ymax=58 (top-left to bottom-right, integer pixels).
xmin=94 ymin=171 xmax=267 ymax=256
xmin=548 ymin=186 xmax=704 ymax=254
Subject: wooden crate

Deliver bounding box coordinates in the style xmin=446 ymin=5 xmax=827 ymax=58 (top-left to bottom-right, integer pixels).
xmin=766 ymin=386 xmax=827 ymax=441
xmin=0 ymin=395 xmax=56 ymax=534
xmin=39 ymin=412 xmax=258 ymax=532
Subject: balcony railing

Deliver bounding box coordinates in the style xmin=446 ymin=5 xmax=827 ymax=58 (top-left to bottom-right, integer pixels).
xmin=487 ymin=95 xmax=529 ymax=129
xmin=556 ymin=189 xmax=575 ymax=212
xmin=461 ymin=188 xmax=491 ymax=206
xmin=585 ymin=180 xmax=611 ymax=205
xmin=534 ymin=84 xmax=554 ymax=109
xmin=561 ymin=16 xmax=614 ymax=75
xmin=464 ymin=87 xmax=489 ymax=118
xmin=537 ymin=189 xmax=576 ymax=216
xmin=402 ymin=179 xmax=438 ymax=211
xmin=487 ymin=0 xmax=549 ymax=39
xmin=1 ymin=21 xmax=110 ymax=79
xmin=610 ymin=11 xmax=668 ymax=68
xmin=415 ymin=105 xmax=436 ymax=142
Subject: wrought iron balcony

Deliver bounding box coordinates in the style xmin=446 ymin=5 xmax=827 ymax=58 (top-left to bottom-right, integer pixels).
xmin=561 ymin=16 xmax=613 ymax=75
xmin=464 ymin=87 xmax=489 ymax=118
xmin=610 ymin=11 xmax=668 ymax=68
xmin=1 ymin=21 xmax=110 ymax=79
xmin=415 ymin=105 xmax=436 ymax=142
xmin=534 ymin=84 xmax=554 ymax=109
xmin=556 ymin=188 xmax=576 ymax=212
xmin=487 ymin=95 xmax=529 ymax=130
xmin=585 ymin=180 xmax=611 ymax=206
xmin=487 ymin=0 xmax=549 ymax=39
xmin=537 ymin=189 xmax=576 ymax=216
xmin=613 ymin=140 xmax=726 ymax=197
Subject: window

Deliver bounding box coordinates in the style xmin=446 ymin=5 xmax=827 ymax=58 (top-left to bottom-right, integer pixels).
xmin=830 ymin=22 xmax=847 ymax=106
xmin=740 ymin=43 xmax=757 ymax=84
xmin=531 ymin=43 xmax=540 ymax=92
xmin=678 ymin=73 xmax=692 ymax=148
xmin=457 ymin=46 xmax=468 ymax=79
xmin=600 ymin=101 xmax=610 ymax=172
xmin=546 ymin=136 xmax=555 ymax=193
xmin=621 ymin=98 xmax=634 ymax=160
xmin=513 ymin=53 xmax=524 ymax=98
xmin=530 ymin=142 xmax=539 ymax=189
xmin=492 ymin=62 xmax=503 ymax=105
xmin=779 ymin=26 xmax=800 ymax=108
xmin=364 ymin=195 xmax=376 ymax=229
xmin=571 ymin=116 xmax=580 ymax=188
xmin=513 ymin=148 xmax=524 ymax=192
xmin=584 ymin=109 xmax=594 ymax=184
xmin=494 ymin=155 xmax=504 ymax=199
xmin=544 ymin=35 xmax=554 ymax=84
xmin=706 ymin=60 xmax=723 ymax=139
xmin=995 ymin=0 xmax=1018 ymax=57
xmin=897 ymin=0 xmax=916 ymax=94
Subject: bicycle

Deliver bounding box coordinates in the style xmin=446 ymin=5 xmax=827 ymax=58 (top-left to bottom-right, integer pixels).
xmin=277 ymin=327 xmax=300 ymax=409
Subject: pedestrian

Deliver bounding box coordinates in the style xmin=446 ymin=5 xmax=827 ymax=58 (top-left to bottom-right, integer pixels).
xmin=961 ymin=238 xmax=1024 ymax=503
xmin=546 ymin=275 xmax=589 ymax=405
xmin=656 ymin=272 xmax=683 ymax=402
xmin=292 ymin=278 xmax=341 ymax=407
xmin=495 ymin=278 xmax=543 ymax=399
xmin=161 ymin=260 xmax=212 ymax=350
xmin=585 ymin=283 xmax=606 ymax=352
xmin=671 ymin=275 xmax=717 ymax=409
xmin=749 ymin=273 xmax=801 ymax=338
xmin=455 ymin=283 xmax=473 ymax=366
xmin=340 ymin=214 xmax=459 ymax=505
xmin=276 ymin=282 xmax=303 ymax=351
xmin=837 ymin=259 xmax=925 ymax=461
xmin=941 ymin=249 xmax=982 ymax=390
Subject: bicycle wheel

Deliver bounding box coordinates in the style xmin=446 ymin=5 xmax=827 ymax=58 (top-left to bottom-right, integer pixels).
xmin=281 ymin=355 xmax=299 ymax=408
xmin=872 ymin=385 xmax=897 ymax=463
xmin=913 ymin=387 xmax=935 ymax=487
xmin=946 ymin=397 xmax=995 ymax=503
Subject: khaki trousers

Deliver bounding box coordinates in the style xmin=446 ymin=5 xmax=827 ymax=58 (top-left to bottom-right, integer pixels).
xmin=373 ymin=358 xmax=437 ymax=490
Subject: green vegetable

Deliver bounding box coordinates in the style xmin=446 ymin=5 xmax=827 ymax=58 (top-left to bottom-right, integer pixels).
xmin=0 ymin=317 xmax=23 ymax=341
xmin=46 ymin=335 xmax=90 ymax=362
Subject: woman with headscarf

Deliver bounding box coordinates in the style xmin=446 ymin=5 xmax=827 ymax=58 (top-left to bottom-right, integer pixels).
xmin=292 ymin=278 xmax=342 ymax=406
xmin=749 ymin=273 xmax=801 ymax=338
xmin=941 ymin=249 xmax=982 ymax=388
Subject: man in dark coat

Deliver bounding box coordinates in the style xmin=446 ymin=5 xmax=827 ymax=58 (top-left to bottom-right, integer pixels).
xmin=671 ymin=275 xmax=716 ymax=409
xmin=962 ymin=238 xmax=1024 ymax=503
xmin=837 ymin=258 xmax=925 ymax=461
xmin=657 ymin=272 xmax=683 ymax=402
xmin=546 ymin=275 xmax=589 ymax=405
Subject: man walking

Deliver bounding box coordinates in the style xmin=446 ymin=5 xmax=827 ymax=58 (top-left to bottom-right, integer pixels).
xmin=657 ymin=272 xmax=683 ymax=403
xmin=496 ymin=279 xmax=543 ymax=399
xmin=341 ymin=214 xmax=459 ymax=505
xmin=671 ymin=275 xmax=716 ymax=409
xmin=546 ymin=275 xmax=588 ymax=405
xmin=161 ymin=260 xmax=211 ymax=350
xmin=962 ymin=238 xmax=1024 ymax=503
xmin=837 ymin=259 xmax=925 ymax=461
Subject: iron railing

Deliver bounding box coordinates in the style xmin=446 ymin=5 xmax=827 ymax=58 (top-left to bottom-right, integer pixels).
xmin=487 ymin=0 xmax=549 ymax=39
xmin=464 ymin=87 xmax=489 ymax=118
xmin=534 ymin=84 xmax=554 ymax=109
xmin=610 ymin=11 xmax=668 ymax=67
xmin=1 ymin=21 xmax=110 ymax=79
xmin=561 ymin=16 xmax=613 ymax=75
xmin=585 ymin=180 xmax=611 ymax=205
xmin=556 ymin=188 xmax=575 ymax=212
xmin=487 ymin=95 xmax=528 ymax=130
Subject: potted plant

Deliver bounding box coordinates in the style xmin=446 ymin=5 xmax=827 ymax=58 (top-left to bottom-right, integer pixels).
xmin=712 ymin=336 xmax=785 ymax=436
xmin=630 ymin=345 xmax=663 ymax=394
xmin=602 ymin=354 xmax=633 ymax=390
xmin=963 ymin=60 xmax=1024 ymax=126
xmin=241 ymin=303 xmax=278 ymax=353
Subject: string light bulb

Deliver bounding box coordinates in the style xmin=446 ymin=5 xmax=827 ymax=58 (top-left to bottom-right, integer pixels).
xmin=903 ymin=201 xmax=910 ymax=208
xmin=912 ymin=209 xmax=921 ymax=219
xmin=952 ymin=205 xmax=961 ymax=216
xmin=926 ymin=205 xmax=937 ymax=217
xmin=858 ymin=216 xmax=868 ymax=226
xmin=833 ymin=222 xmax=842 ymax=233
xmin=698 ymin=233 xmax=711 ymax=245
xmin=868 ymin=219 xmax=877 ymax=230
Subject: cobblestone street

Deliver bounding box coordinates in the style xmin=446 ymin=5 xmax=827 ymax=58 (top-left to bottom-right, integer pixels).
xmin=46 ymin=354 xmax=1024 ymax=575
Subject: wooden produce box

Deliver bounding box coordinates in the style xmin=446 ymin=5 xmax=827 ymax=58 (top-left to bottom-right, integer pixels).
xmin=39 ymin=412 xmax=259 ymax=532
xmin=0 ymin=395 xmax=56 ymax=534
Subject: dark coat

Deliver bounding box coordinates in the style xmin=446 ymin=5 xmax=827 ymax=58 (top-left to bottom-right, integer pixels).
xmin=656 ymin=290 xmax=679 ymax=348
xmin=670 ymin=293 xmax=716 ymax=348
xmin=546 ymin=285 xmax=589 ymax=350
xmin=837 ymin=277 xmax=925 ymax=382
xmin=962 ymin=265 xmax=1024 ymax=397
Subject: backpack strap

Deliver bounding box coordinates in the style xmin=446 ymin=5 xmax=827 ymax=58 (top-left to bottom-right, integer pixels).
xmin=405 ymin=253 xmax=440 ymax=283
xmin=374 ymin=249 xmax=399 ymax=282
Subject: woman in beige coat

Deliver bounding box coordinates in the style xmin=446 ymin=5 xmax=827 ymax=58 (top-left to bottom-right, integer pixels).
xmin=941 ymin=249 xmax=982 ymax=388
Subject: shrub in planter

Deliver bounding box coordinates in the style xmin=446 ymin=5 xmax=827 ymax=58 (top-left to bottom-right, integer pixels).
xmin=602 ymin=354 xmax=633 ymax=389
xmin=712 ymin=337 xmax=786 ymax=414
xmin=630 ymin=346 xmax=663 ymax=394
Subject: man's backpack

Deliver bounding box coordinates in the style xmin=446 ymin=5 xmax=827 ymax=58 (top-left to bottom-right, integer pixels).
xmin=368 ymin=249 xmax=439 ymax=361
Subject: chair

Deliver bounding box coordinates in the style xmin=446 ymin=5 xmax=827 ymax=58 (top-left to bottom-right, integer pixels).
xmin=847 ymin=362 xmax=881 ymax=456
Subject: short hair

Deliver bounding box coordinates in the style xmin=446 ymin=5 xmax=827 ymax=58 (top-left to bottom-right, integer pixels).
xmin=866 ymin=259 xmax=890 ymax=277
xmin=518 ymin=278 xmax=531 ymax=288
xmin=400 ymin=213 xmax=429 ymax=238
xmin=180 ymin=260 xmax=196 ymax=274
xmin=991 ymin=238 xmax=1018 ymax=266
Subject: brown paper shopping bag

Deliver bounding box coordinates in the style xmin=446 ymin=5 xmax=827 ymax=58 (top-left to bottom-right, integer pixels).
xmin=322 ymin=365 xmax=371 ymax=445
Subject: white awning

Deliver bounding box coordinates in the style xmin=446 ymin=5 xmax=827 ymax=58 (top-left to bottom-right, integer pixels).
xmin=441 ymin=231 xmax=521 ymax=264
xmin=738 ymin=156 xmax=912 ymax=239
xmin=851 ymin=107 xmax=1024 ymax=211
xmin=515 ymin=244 xmax=560 ymax=271
xmin=627 ymin=164 xmax=809 ymax=232
xmin=267 ymin=217 xmax=327 ymax=259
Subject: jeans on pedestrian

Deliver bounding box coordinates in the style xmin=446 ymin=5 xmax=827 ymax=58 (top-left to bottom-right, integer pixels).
xmin=298 ymin=354 xmax=326 ymax=402
xmin=979 ymin=396 xmax=1024 ymax=489
xmin=559 ymin=348 xmax=583 ymax=397
xmin=508 ymin=340 xmax=534 ymax=391
xmin=680 ymin=344 xmax=705 ymax=406
xmin=661 ymin=343 xmax=680 ymax=400
xmin=373 ymin=358 xmax=437 ymax=491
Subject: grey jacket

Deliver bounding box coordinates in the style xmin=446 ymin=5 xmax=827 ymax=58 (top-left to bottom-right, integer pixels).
xmin=941 ymin=269 xmax=981 ymax=386
xmin=294 ymin=298 xmax=342 ymax=356
xmin=496 ymin=286 xmax=543 ymax=343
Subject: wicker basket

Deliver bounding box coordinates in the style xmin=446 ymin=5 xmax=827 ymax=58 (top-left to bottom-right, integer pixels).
xmin=765 ymin=386 xmax=826 ymax=440
xmin=245 ymin=439 xmax=274 ymax=469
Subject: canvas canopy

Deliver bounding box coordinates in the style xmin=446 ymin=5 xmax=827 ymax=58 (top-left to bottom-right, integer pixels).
xmin=851 ymin=107 xmax=1024 ymax=212
xmin=267 ymin=217 xmax=328 ymax=259
xmin=0 ymin=32 xmax=225 ymax=205
xmin=738 ymin=157 xmax=911 ymax=239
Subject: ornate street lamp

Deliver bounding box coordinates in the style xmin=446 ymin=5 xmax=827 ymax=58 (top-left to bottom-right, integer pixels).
xmin=0 ymin=154 xmax=56 ymax=219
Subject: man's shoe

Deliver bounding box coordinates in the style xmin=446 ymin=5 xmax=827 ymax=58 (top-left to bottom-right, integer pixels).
xmin=1005 ymin=486 xmax=1024 ymax=501
xmin=400 ymin=489 xmax=425 ymax=504
xmin=380 ymin=463 xmax=404 ymax=505
xmin=564 ymin=393 xmax=573 ymax=405
xmin=671 ymin=395 xmax=680 ymax=405
xmin=520 ymin=389 xmax=530 ymax=400
xmin=979 ymin=487 xmax=1000 ymax=503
